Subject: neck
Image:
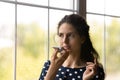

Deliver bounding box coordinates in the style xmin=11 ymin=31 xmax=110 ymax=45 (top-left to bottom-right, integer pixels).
xmin=62 ymin=52 xmax=86 ymax=68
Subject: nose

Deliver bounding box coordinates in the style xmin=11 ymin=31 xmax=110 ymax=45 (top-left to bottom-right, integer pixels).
xmin=62 ymin=36 xmax=69 ymax=44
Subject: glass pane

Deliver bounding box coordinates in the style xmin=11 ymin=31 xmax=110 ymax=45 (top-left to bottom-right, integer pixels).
xmin=87 ymin=0 xmax=104 ymax=14
xmin=1 ymin=0 xmax=15 ymax=1
xmin=17 ymin=0 xmax=48 ymax=6
xmin=49 ymin=9 xmax=73 ymax=57
xmin=50 ymin=0 xmax=77 ymax=10
xmin=106 ymin=17 xmax=120 ymax=80
xmin=74 ymin=0 xmax=78 ymax=10
xmin=17 ymin=5 xmax=48 ymax=80
xmin=106 ymin=0 xmax=120 ymax=16
xmin=87 ymin=14 xmax=105 ymax=65
xmin=87 ymin=14 xmax=120 ymax=80
xmin=7 ymin=0 xmax=15 ymax=1
xmin=0 ymin=2 xmax=14 ymax=80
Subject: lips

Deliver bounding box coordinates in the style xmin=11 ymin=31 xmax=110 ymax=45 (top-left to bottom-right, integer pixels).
xmin=63 ymin=46 xmax=71 ymax=50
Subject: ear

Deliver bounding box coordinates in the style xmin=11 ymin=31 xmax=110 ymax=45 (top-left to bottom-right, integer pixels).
xmin=81 ymin=36 xmax=86 ymax=44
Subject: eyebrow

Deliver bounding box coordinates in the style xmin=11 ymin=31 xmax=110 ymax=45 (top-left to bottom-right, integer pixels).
xmin=58 ymin=32 xmax=77 ymax=34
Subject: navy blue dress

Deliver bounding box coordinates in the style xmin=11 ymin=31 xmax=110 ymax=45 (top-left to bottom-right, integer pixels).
xmin=39 ymin=60 xmax=105 ymax=80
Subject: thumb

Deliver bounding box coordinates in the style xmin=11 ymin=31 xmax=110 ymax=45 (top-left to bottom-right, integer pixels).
xmin=51 ymin=48 xmax=59 ymax=60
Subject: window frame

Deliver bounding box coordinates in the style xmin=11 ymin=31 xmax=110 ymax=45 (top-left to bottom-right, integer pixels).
xmin=0 ymin=0 xmax=82 ymax=80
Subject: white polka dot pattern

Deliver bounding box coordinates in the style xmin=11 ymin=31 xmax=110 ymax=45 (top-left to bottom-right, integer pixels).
xmin=66 ymin=69 xmax=70 ymax=72
xmin=77 ymin=75 xmax=81 ymax=78
xmin=39 ymin=60 xmax=105 ymax=80
xmin=74 ymin=71 xmax=78 ymax=74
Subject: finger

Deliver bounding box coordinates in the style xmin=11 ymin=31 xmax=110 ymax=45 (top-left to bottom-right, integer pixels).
xmin=86 ymin=65 xmax=97 ymax=73
xmin=59 ymin=50 xmax=69 ymax=60
xmin=52 ymin=48 xmax=59 ymax=59
xmin=86 ymin=64 xmax=96 ymax=70
xmin=86 ymin=62 xmax=94 ymax=65
xmin=60 ymin=51 xmax=69 ymax=57
xmin=86 ymin=62 xmax=97 ymax=73
xmin=86 ymin=66 xmax=94 ymax=71
xmin=86 ymin=62 xmax=96 ymax=69
xmin=94 ymin=58 xmax=97 ymax=65
xmin=86 ymin=64 xmax=95 ymax=67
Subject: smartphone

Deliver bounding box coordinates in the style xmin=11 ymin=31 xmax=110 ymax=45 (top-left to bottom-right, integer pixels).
xmin=52 ymin=46 xmax=63 ymax=52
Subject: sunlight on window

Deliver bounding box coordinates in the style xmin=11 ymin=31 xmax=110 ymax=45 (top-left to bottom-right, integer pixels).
xmin=105 ymin=17 xmax=120 ymax=80
xmin=17 ymin=5 xmax=48 ymax=80
xmin=87 ymin=0 xmax=104 ymax=14
xmin=50 ymin=0 xmax=77 ymax=10
xmin=106 ymin=0 xmax=120 ymax=16
xmin=17 ymin=0 xmax=48 ymax=6
xmin=0 ymin=2 xmax=14 ymax=80
xmin=1 ymin=0 xmax=120 ymax=80
xmin=87 ymin=1 xmax=120 ymax=80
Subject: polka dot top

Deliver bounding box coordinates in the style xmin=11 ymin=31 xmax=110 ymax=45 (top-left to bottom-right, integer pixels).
xmin=39 ymin=60 xmax=105 ymax=80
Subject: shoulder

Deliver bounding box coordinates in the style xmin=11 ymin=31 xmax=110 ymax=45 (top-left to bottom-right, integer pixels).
xmin=95 ymin=64 xmax=105 ymax=80
xmin=97 ymin=63 xmax=105 ymax=73
xmin=40 ymin=60 xmax=51 ymax=75
xmin=43 ymin=60 xmax=51 ymax=68
xmin=97 ymin=65 xmax=104 ymax=71
xmin=39 ymin=60 xmax=51 ymax=80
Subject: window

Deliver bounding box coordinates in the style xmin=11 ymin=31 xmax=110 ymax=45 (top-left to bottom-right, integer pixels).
xmin=1 ymin=0 xmax=119 ymax=80
xmin=0 ymin=0 xmax=78 ymax=80
xmin=17 ymin=5 xmax=48 ymax=80
xmin=0 ymin=2 xmax=14 ymax=80
xmin=87 ymin=0 xmax=120 ymax=80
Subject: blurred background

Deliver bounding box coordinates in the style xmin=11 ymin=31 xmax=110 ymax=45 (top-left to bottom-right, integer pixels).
xmin=0 ymin=0 xmax=120 ymax=80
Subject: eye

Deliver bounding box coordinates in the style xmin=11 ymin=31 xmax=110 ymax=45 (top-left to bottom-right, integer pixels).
xmin=68 ymin=33 xmax=75 ymax=39
xmin=58 ymin=33 xmax=64 ymax=38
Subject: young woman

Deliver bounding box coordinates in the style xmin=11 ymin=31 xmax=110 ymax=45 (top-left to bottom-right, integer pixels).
xmin=39 ymin=14 xmax=105 ymax=80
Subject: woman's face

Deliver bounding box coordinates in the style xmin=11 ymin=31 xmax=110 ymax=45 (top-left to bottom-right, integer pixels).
xmin=58 ymin=23 xmax=84 ymax=53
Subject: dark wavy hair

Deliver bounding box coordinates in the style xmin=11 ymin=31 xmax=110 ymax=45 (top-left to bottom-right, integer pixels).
xmin=57 ymin=14 xmax=99 ymax=62
xmin=57 ymin=14 xmax=105 ymax=80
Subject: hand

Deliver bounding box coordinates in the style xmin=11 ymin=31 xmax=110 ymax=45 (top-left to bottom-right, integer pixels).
xmin=83 ymin=59 xmax=98 ymax=80
xmin=44 ymin=48 xmax=69 ymax=80
xmin=50 ymin=48 xmax=70 ymax=69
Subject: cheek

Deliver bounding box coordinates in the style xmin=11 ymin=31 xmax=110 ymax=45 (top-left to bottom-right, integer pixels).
xmin=70 ymin=40 xmax=81 ymax=50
